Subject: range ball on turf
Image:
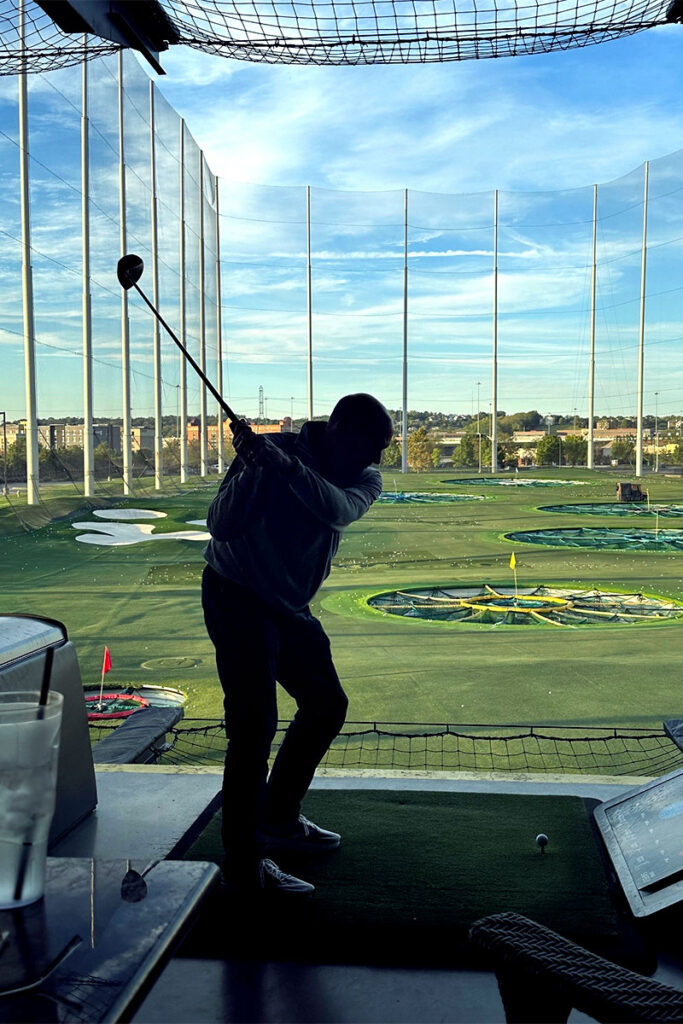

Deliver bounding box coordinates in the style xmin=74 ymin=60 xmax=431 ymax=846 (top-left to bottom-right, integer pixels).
xmin=536 ymin=833 xmax=549 ymax=853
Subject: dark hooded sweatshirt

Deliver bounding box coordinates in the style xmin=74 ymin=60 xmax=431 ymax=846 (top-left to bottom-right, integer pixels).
xmin=204 ymin=420 xmax=382 ymax=616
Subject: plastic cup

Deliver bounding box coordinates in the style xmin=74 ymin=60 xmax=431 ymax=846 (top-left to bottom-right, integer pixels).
xmin=0 ymin=690 xmax=63 ymax=909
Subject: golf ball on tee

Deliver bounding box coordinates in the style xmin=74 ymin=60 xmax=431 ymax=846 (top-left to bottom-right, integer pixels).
xmin=536 ymin=833 xmax=549 ymax=852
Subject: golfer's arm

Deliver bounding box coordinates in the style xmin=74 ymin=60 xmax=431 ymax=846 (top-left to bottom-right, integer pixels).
xmin=207 ymin=462 xmax=264 ymax=539
xmin=287 ymin=464 xmax=381 ymax=528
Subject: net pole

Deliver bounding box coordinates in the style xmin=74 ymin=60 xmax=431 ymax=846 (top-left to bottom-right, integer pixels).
xmin=587 ymin=184 xmax=597 ymax=470
xmin=81 ymin=37 xmax=94 ymax=497
xmin=215 ymin=173 xmax=225 ymax=475
xmin=118 ymin=50 xmax=132 ymax=495
xmin=19 ymin=0 xmax=39 ymax=506
xmin=307 ymin=185 xmax=313 ymax=420
xmin=635 ymin=161 xmax=648 ymax=478
xmin=150 ymin=80 xmax=163 ymax=490
xmin=401 ymin=187 xmax=408 ymax=474
xmin=198 ymin=149 xmax=208 ymax=477
xmin=179 ymin=119 xmax=188 ymax=483
xmin=491 ymin=189 xmax=498 ymax=473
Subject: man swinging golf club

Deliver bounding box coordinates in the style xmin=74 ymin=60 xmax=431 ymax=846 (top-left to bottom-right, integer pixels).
xmin=116 ymin=255 xmax=392 ymax=896
xmin=202 ymin=394 xmax=393 ymax=896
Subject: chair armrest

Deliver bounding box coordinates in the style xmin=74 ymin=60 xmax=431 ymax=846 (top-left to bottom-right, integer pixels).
xmin=469 ymin=912 xmax=683 ymax=1024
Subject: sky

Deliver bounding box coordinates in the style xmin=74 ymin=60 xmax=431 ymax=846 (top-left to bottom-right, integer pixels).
xmin=2 ymin=20 xmax=683 ymax=423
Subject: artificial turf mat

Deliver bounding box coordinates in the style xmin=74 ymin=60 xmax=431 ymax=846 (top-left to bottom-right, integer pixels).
xmin=176 ymin=789 xmax=652 ymax=971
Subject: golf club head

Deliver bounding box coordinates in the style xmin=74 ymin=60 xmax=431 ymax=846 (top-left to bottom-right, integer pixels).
xmin=117 ymin=253 xmax=144 ymax=290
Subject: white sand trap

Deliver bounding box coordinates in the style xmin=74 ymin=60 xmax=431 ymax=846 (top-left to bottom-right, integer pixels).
xmin=73 ymin=521 xmax=210 ymax=546
xmin=187 ymin=519 xmax=207 ymax=527
xmin=93 ymin=508 xmax=167 ymax=520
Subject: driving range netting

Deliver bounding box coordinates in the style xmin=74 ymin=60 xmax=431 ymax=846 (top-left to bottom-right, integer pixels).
xmin=506 ymin=527 xmax=683 ymax=550
xmin=2 ymin=0 xmax=679 ymax=75
xmin=541 ymin=503 xmax=683 ymax=517
xmin=89 ymin=718 xmax=683 ymax=776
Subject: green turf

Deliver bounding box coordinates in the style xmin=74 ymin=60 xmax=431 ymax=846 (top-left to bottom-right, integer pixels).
xmin=2 ymin=468 xmax=683 ymax=727
xmin=177 ymin=789 xmax=650 ymax=970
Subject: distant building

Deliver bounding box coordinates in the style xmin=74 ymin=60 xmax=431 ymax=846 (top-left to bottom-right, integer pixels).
xmin=186 ymin=418 xmax=290 ymax=446
xmin=130 ymin=426 xmax=154 ymax=452
xmin=42 ymin=423 xmax=122 ymax=453
xmin=0 ymin=421 xmax=25 ymax=453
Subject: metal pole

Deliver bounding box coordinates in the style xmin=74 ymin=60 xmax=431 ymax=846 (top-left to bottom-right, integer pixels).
xmin=655 ymin=391 xmax=659 ymax=473
xmin=587 ymin=183 xmax=597 ymax=469
xmin=215 ymin=173 xmax=225 ymax=473
xmin=1 ymin=412 xmax=7 ymax=497
xmin=81 ymin=38 xmax=94 ymax=497
xmin=401 ymin=187 xmax=408 ymax=474
xmin=491 ymin=188 xmax=498 ymax=473
xmin=198 ymin=150 xmax=207 ymax=476
xmin=118 ymin=50 xmax=132 ymax=494
xmin=635 ymin=161 xmax=648 ymax=478
xmin=179 ymin=119 xmax=188 ymax=483
xmin=149 ymin=81 xmax=163 ymax=490
xmin=306 ymin=185 xmax=313 ymax=420
xmin=477 ymin=381 xmax=481 ymax=473
xmin=19 ymin=0 xmax=38 ymax=505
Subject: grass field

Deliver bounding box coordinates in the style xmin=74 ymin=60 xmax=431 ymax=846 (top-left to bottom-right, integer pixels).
xmin=3 ymin=468 xmax=683 ymax=730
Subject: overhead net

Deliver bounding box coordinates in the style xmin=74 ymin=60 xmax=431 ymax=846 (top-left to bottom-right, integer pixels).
xmin=2 ymin=0 xmax=679 ymax=74
xmin=367 ymin=585 xmax=683 ymax=625
xmin=159 ymin=0 xmax=676 ymax=64
xmin=0 ymin=1 xmax=118 ymax=75
xmin=89 ymin=717 xmax=683 ymax=777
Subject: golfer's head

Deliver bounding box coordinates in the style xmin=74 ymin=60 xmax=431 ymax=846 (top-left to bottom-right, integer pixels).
xmin=326 ymin=394 xmax=394 ymax=471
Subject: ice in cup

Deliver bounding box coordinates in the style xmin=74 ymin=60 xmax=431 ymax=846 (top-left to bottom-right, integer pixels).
xmin=0 ymin=690 xmax=63 ymax=908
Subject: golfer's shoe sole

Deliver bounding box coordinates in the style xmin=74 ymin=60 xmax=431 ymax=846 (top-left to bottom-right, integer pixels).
xmin=258 ymin=815 xmax=341 ymax=855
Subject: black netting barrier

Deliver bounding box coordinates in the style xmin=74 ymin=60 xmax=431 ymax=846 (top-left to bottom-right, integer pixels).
xmin=89 ymin=718 xmax=683 ymax=777
xmin=2 ymin=0 xmax=678 ymax=75
xmin=0 ymin=0 xmax=118 ymax=75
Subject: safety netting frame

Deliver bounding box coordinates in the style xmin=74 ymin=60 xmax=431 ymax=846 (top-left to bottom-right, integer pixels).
xmin=88 ymin=716 xmax=683 ymax=777
xmin=363 ymin=583 xmax=683 ymax=627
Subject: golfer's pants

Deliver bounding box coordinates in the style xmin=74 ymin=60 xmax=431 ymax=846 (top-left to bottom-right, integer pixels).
xmin=202 ymin=564 xmax=348 ymax=869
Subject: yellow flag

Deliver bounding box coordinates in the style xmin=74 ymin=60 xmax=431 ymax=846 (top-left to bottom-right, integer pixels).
xmin=509 ymin=552 xmax=516 ymax=570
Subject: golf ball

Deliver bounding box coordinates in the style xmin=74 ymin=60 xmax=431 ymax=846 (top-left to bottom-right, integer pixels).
xmin=536 ymin=833 xmax=549 ymax=850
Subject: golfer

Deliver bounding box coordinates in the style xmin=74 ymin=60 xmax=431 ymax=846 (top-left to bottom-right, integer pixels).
xmin=202 ymin=393 xmax=393 ymax=896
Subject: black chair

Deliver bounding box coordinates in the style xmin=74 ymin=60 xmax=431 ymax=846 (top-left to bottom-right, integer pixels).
xmin=469 ymin=911 xmax=683 ymax=1023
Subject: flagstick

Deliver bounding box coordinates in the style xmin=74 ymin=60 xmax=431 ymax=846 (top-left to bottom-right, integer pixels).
xmin=97 ymin=661 xmax=106 ymax=711
xmin=513 ymin=565 xmax=518 ymax=602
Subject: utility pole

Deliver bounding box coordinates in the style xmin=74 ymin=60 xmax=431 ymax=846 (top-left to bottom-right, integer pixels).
xmin=1 ymin=412 xmax=7 ymax=497
xmin=258 ymin=385 xmax=264 ymax=425
xmin=476 ymin=381 xmax=481 ymax=474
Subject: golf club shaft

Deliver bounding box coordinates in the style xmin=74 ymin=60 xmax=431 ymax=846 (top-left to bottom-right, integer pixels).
xmin=131 ymin=281 xmax=237 ymax=423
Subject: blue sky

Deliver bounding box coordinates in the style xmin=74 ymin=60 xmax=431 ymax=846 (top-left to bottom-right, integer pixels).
xmin=2 ymin=24 xmax=683 ymax=423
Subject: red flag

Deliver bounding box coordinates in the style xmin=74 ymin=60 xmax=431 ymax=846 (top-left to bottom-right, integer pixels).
xmin=102 ymin=646 xmax=112 ymax=675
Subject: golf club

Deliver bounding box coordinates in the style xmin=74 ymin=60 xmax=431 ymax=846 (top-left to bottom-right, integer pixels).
xmin=117 ymin=253 xmax=238 ymax=424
